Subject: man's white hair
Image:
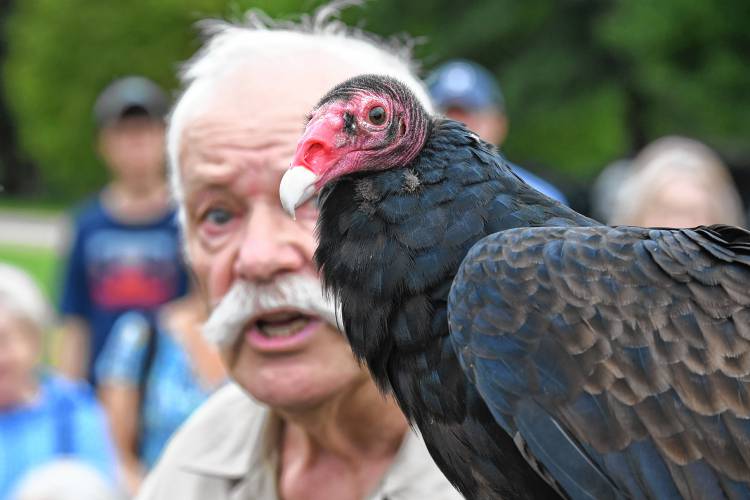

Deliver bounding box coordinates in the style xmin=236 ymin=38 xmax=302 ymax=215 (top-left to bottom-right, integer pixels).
xmin=166 ymin=1 xmax=433 ymax=226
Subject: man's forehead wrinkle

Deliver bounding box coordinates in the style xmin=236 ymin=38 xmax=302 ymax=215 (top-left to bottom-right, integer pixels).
xmin=182 ymin=122 xmax=299 ymax=168
xmin=181 ymin=126 xmax=299 ymax=202
xmin=184 ymin=119 xmax=300 ymax=147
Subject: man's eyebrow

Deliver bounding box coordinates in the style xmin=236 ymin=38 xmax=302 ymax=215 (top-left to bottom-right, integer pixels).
xmin=183 ymin=183 xmax=235 ymax=215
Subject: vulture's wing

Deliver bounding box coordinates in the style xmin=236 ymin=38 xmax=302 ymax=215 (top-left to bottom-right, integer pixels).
xmin=449 ymin=224 xmax=750 ymax=499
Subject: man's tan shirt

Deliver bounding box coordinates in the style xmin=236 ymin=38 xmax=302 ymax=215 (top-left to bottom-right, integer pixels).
xmin=137 ymin=384 xmax=462 ymax=500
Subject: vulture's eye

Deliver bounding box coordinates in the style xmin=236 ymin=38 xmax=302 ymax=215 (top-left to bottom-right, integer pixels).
xmin=368 ymin=106 xmax=386 ymax=125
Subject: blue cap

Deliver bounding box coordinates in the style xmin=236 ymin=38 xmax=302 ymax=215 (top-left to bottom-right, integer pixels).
xmin=426 ymin=60 xmax=504 ymax=112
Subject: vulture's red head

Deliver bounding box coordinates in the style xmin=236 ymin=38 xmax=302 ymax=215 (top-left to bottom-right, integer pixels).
xmin=280 ymin=74 xmax=430 ymax=217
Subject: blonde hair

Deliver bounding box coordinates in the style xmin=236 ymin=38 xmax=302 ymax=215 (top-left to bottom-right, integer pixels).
xmin=609 ymin=136 xmax=745 ymax=227
xmin=0 ymin=263 xmax=52 ymax=335
xmin=167 ymin=1 xmax=432 ymax=226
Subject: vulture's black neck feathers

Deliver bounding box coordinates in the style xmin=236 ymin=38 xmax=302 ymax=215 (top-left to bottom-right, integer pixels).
xmin=313 ymin=75 xmax=592 ymax=498
xmin=316 ymin=117 xmax=590 ymax=375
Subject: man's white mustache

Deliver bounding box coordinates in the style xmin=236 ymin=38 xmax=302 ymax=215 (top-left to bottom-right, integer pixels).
xmin=202 ymin=274 xmax=342 ymax=347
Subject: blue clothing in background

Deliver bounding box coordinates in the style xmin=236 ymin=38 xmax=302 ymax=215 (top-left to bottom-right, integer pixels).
xmin=96 ymin=312 xmax=219 ymax=469
xmin=59 ymin=195 xmax=189 ymax=384
xmin=0 ymin=374 xmax=117 ymax=499
xmin=510 ymin=163 xmax=568 ymax=205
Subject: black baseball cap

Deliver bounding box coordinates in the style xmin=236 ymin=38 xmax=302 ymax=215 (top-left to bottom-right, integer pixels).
xmin=93 ymin=76 xmax=169 ymax=128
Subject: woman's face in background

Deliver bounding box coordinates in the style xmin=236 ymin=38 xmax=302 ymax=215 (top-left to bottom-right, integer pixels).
xmin=637 ymin=177 xmax=718 ymax=228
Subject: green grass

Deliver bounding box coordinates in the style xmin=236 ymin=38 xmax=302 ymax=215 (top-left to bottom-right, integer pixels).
xmin=0 ymin=244 xmax=60 ymax=302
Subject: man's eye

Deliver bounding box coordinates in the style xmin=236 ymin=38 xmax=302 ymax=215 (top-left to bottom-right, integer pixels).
xmin=203 ymin=208 xmax=233 ymax=226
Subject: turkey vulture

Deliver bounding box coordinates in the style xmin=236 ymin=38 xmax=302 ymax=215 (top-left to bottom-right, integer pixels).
xmin=279 ymin=74 xmax=750 ymax=499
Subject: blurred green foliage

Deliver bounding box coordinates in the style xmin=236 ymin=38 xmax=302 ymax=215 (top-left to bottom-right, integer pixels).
xmin=6 ymin=0 xmax=222 ymax=200
xmin=0 ymin=244 xmax=59 ymax=301
xmin=5 ymin=0 xmax=750 ymax=200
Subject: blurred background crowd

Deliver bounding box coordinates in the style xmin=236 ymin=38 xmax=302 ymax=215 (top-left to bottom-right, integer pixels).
xmin=0 ymin=0 xmax=748 ymax=498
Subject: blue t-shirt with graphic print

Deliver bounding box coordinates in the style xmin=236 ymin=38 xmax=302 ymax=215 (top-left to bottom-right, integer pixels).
xmin=59 ymin=195 xmax=189 ymax=385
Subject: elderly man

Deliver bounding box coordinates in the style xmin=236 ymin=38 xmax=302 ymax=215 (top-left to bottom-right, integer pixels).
xmin=137 ymin=8 xmax=462 ymax=500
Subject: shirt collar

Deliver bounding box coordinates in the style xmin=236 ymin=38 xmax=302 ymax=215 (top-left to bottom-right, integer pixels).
xmin=178 ymin=384 xmax=277 ymax=479
xmin=176 ymin=384 xmax=438 ymax=499
xmin=367 ymin=430 xmax=426 ymax=499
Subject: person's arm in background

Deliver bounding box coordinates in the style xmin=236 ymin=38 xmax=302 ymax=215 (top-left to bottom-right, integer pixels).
xmin=68 ymin=381 xmax=120 ymax=482
xmin=96 ymin=312 xmax=150 ymax=496
xmin=57 ymin=218 xmax=92 ymax=379
xmin=99 ymin=384 xmax=143 ymax=495
xmin=57 ymin=317 xmax=90 ymax=380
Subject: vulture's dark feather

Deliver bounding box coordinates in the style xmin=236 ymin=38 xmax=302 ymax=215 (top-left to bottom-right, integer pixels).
xmin=312 ymin=75 xmax=750 ymax=499
xmin=451 ymin=225 xmax=750 ymax=498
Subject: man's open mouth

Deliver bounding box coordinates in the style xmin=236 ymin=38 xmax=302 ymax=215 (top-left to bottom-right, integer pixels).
xmin=255 ymin=311 xmax=312 ymax=338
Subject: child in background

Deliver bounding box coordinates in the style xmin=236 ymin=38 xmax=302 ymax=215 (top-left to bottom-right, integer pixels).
xmin=57 ymin=76 xmax=189 ymax=386
xmin=0 ymin=263 xmax=117 ymax=499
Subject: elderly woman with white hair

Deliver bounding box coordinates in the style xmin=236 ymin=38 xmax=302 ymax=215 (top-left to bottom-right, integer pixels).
xmin=609 ymin=136 xmax=746 ymax=228
xmin=0 ymin=263 xmax=118 ymax=499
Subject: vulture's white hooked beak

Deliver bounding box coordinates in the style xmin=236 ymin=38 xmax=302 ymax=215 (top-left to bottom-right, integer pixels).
xmin=279 ymin=166 xmax=318 ymax=219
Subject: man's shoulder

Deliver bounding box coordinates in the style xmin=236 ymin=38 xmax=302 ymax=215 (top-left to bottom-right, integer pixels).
xmin=138 ymin=383 xmax=268 ymax=500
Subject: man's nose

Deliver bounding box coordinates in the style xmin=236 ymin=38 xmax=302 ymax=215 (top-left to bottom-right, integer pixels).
xmin=233 ymin=203 xmax=307 ymax=283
